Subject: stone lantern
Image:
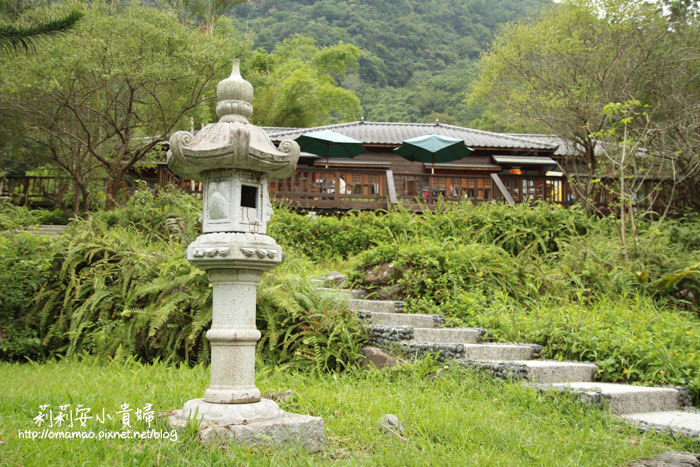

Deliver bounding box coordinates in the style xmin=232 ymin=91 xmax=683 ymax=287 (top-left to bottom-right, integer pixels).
xmin=167 ymin=60 xmax=325 ymax=452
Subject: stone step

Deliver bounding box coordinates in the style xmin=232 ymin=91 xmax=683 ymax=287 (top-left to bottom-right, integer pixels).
xmin=316 ymin=288 xmax=367 ymax=299
xmin=464 ymin=359 xmax=597 ymax=384
xmin=547 ymin=382 xmax=683 ymax=415
xmin=22 ymin=225 xmax=67 ymax=236
xmin=359 ymin=311 xmax=443 ymax=328
xmin=459 ymin=343 xmax=537 ymax=361
xmin=349 ymin=299 xmax=405 ymax=314
xmin=412 ymin=327 xmax=483 ymax=344
xmin=402 ymin=341 xmax=539 ymax=362
xmin=622 ymin=411 xmax=700 ymax=439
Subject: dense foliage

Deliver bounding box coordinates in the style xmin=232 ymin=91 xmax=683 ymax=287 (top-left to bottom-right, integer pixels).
xmin=276 ymin=201 xmax=699 ymax=398
xmin=230 ymin=0 xmax=547 ymax=124
xmin=0 ymin=192 xmax=364 ymax=370
xmin=269 ymin=201 xmax=596 ymax=259
xmin=2 ymin=192 xmax=699 ymax=401
xmin=469 ymin=0 xmax=700 ymax=209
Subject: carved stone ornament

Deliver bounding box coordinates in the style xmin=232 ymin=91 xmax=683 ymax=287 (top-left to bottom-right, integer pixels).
xmin=167 ymin=60 xmax=300 ymax=181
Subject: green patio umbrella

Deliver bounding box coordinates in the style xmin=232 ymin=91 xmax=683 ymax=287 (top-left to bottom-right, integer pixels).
xmin=394 ymin=134 xmax=473 ymax=174
xmin=295 ymin=130 xmax=365 ymax=168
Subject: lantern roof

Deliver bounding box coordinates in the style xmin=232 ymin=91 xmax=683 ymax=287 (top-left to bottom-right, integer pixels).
xmin=167 ymin=60 xmax=299 ymax=181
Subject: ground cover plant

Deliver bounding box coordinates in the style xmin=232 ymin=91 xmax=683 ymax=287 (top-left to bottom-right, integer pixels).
xmin=1 ymin=358 xmax=697 ymax=466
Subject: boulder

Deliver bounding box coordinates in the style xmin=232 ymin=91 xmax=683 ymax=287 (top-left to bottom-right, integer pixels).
xmin=376 ymin=414 xmax=406 ymax=440
xmin=359 ymin=346 xmax=399 ymax=369
xmin=318 ymin=272 xmax=347 ymax=288
xmin=365 ymin=263 xmax=397 ymax=286
xmin=629 ymin=451 xmax=700 ymax=467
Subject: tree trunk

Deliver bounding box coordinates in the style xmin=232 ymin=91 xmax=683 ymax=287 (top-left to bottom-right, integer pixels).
xmin=105 ymin=166 xmax=123 ymax=210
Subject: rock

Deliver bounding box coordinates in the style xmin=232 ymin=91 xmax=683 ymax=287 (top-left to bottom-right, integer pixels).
xmin=318 ymin=272 xmax=347 ymax=288
xmin=376 ymin=284 xmax=402 ymax=300
xmin=376 ymin=414 xmax=406 ymax=439
xmin=628 ymin=451 xmax=700 ymax=467
xmin=674 ymin=289 xmax=696 ymax=307
xmin=365 ymin=263 xmax=397 ymax=286
xmin=262 ymin=390 xmax=294 ymax=402
xmin=359 ymin=346 xmax=399 ymax=369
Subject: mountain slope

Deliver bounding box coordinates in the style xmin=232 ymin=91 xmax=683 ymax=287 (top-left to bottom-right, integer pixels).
xmin=231 ymin=0 xmax=549 ymax=123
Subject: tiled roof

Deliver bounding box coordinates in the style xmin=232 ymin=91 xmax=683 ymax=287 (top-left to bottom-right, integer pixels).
xmin=266 ymin=122 xmax=557 ymax=151
xmin=262 ymin=126 xmax=302 ymax=134
xmin=507 ymin=134 xmax=586 ymax=157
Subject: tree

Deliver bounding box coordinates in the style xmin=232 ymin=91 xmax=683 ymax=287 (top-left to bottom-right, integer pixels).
xmin=164 ymin=0 xmax=247 ymax=36
xmin=0 ymin=10 xmax=82 ymax=54
xmin=468 ymin=0 xmax=681 ymax=211
xmin=246 ymin=36 xmax=362 ymax=127
xmin=1 ymin=2 xmax=240 ymax=211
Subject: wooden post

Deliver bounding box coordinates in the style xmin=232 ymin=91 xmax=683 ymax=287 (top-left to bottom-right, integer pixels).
xmin=385 ymin=169 xmax=397 ymax=205
xmin=490 ymin=173 xmax=514 ymax=204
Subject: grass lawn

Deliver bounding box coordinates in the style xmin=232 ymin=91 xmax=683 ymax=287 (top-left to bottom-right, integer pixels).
xmin=1 ymin=358 xmax=697 ymax=466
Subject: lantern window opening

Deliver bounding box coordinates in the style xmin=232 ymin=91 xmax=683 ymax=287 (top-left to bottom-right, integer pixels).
xmin=241 ymin=184 xmax=258 ymax=209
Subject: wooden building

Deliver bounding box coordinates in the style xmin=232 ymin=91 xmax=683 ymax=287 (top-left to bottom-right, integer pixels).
xmin=6 ymin=121 xmax=683 ymax=212
xmin=263 ymin=121 xmax=570 ymax=210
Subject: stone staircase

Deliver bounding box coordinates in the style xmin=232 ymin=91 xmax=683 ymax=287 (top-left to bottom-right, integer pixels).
xmin=323 ymin=287 xmax=700 ymax=440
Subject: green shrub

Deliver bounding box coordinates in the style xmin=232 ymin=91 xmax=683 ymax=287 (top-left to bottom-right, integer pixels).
xmin=257 ymin=256 xmax=367 ymax=371
xmin=349 ymin=239 xmax=535 ymax=316
xmin=0 ymin=203 xmax=44 ymax=230
xmin=86 ymin=187 xmax=202 ymax=242
xmin=37 ymin=208 xmax=69 ymax=225
xmin=269 ymin=201 xmax=597 ymax=260
xmin=0 ymin=231 xmax=53 ymax=360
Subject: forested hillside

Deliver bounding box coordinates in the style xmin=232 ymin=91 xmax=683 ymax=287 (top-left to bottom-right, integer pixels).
xmin=230 ymin=0 xmax=548 ymax=125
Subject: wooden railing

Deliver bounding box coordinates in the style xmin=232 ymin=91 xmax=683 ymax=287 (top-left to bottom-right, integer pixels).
xmin=5 ymin=170 xmax=689 ymax=213
xmin=268 ymin=167 xmax=390 ymax=210
xmin=158 ymin=167 xmax=204 ymax=197
xmin=0 ymin=176 xmax=72 ymax=206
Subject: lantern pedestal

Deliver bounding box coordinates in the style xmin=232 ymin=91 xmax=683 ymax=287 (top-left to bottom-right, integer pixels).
xmin=168 ymin=399 xmax=325 ymax=453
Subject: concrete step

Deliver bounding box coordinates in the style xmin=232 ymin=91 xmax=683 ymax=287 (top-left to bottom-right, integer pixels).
xmin=460 ymin=343 xmax=537 ymax=361
xmin=622 ymin=411 xmax=700 ymax=439
xmin=316 ymin=288 xmax=367 ymax=299
xmin=464 ymin=359 xmax=597 ymax=384
xmin=349 ymin=299 xmax=404 ymax=314
xmin=412 ymin=327 xmax=483 ymax=344
xmin=402 ymin=341 xmax=538 ymax=362
xmin=547 ymin=382 xmax=683 ymax=415
xmin=23 ymin=225 xmax=67 ymax=236
xmin=359 ymin=311 xmax=442 ymax=328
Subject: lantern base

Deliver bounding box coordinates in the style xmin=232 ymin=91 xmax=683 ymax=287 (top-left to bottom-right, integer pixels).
xmin=168 ymin=398 xmax=325 ymax=453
